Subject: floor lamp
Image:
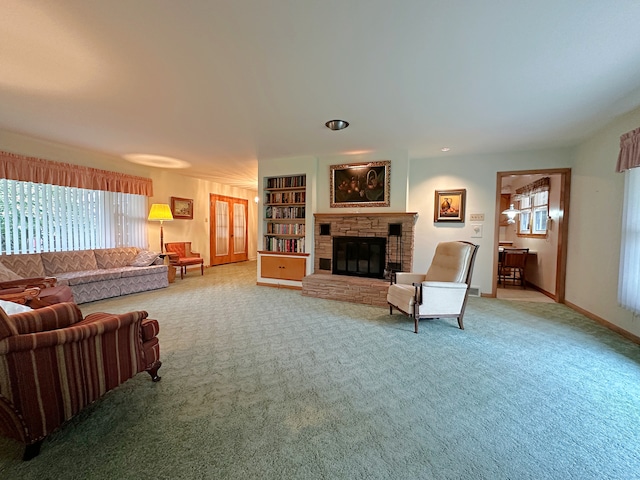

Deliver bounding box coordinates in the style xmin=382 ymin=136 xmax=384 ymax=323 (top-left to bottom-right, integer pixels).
xmin=148 ymin=204 xmax=173 ymax=253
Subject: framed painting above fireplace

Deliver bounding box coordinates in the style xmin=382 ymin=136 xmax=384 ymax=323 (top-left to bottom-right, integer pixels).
xmin=330 ymin=161 xmax=390 ymax=208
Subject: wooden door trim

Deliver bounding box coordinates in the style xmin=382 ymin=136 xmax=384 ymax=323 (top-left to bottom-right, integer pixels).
xmin=493 ymin=168 xmax=571 ymax=302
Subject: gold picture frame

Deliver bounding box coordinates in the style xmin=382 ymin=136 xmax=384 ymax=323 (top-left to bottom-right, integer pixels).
xmin=434 ymin=189 xmax=466 ymax=223
xmin=170 ymin=197 xmax=194 ymax=219
xmin=330 ymin=161 xmax=390 ymax=208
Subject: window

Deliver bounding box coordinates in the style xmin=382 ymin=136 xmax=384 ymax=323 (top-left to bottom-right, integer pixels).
xmin=517 ymin=181 xmax=549 ymax=236
xmin=618 ymin=167 xmax=640 ymax=314
xmin=0 ymin=179 xmax=147 ymax=254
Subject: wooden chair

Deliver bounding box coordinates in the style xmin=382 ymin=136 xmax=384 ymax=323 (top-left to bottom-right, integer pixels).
xmin=164 ymin=242 xmax=204 ymax=279
xmin=499 ymin=248 xmax=529 ymax=288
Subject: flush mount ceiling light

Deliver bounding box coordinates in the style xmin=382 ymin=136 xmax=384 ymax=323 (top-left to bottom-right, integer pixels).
xmin=123 ymin=154 xmax=191 ymax=169
xmin=325 ymin=119 xmax=349 ymax=131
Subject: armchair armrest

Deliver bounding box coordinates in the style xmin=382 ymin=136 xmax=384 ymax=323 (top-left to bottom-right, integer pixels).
xmin=394 ymin=272 xmax=426 ymax=285
xmin=0 ymin=287 xmax=40 ymax=305
xmin=422 ymin=281 xmax=468 ymax=290
xmin=0 ymin=277 xmax=57 ymax=289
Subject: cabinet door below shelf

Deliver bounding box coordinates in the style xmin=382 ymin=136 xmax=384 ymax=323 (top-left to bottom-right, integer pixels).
xmin=261 ymin=255 xmax=306 ymax=281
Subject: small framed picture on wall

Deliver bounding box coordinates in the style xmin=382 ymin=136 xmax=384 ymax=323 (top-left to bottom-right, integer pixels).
xmin=170 ymin=197 xmax=194 ymax=219
xmin=434 ymin=189 xmax=466 ymax=223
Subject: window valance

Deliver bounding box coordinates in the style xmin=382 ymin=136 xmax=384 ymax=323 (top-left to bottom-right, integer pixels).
xmin=513 ymin=177 xmax=550 ymax=200
xmin=616 ymin=127 xmax=640 ymax=173
xmin=0 ymin=150 xmax=153 ymax=196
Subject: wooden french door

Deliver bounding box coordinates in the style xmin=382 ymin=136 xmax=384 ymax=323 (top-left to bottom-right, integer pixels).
xmin=209 ymin=194 xmax=248 ymax=265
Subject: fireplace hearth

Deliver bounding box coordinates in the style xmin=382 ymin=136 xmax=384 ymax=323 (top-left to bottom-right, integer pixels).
xmin=333 ymin=236 xmax=386 ymax=279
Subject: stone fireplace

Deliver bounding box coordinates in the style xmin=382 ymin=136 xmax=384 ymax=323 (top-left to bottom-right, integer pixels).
xmin=333 ymin=236 xmax=387 ymax=278
xmin=302 ymin=212 xmax=417 ymax=306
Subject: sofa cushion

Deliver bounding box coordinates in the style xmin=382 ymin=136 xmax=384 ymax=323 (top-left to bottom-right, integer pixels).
xmin=41 ymin=250 xmax=98 ymax=275
xmin=117 ymin=265 xmax=167 ymax=278
xmin=0 ymin=262 xmax=22 ymax=282
xmin=0 ymin=253 xmax=47 ymax=278
xmin=129 ymin=251 xmax=160 ymax=267
xmin=56 ymin=269 xmax=122 ymax=286
xmin=94 ymin=247 xmax=140 ymax=269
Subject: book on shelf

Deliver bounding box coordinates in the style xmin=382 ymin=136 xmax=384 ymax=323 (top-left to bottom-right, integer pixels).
xmin=265 ymin=175 xmax=306 ymax=189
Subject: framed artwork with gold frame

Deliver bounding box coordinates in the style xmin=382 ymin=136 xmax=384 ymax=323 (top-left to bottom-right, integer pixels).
xmin=330 ymin=161 xmax=390 ymax=208
xmin=170 ymin=197 xmax=194 ymax=219
xmin=434 ymin=189 xmax=466 ymax=223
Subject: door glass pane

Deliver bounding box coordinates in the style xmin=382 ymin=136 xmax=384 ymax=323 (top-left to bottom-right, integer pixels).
xmin=215 ymin=200 xmax=229 ymax=256
xmin=233 ymin=204 xmax=246 ymax=254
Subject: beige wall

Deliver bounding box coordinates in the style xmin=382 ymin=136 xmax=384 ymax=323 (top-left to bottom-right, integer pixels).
xmin=0 ymin=130 xmax=259 ymax=264
xmin=566 ymin=105 xmax=640 ymax=337
xmin=407 ymin=148 xmax=573 ymax=296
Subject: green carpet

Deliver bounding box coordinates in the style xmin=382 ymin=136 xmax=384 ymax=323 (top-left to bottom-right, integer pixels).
xmin=1 ymin=261 xmax=639 ymax=479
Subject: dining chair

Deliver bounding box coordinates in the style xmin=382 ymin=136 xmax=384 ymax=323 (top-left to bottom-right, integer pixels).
xmin=499 ymin=248 xmax=529 ymax=288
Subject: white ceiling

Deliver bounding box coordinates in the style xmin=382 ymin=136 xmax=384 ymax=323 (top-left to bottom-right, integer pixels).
xmin=2 ymin=0 xmax=640 ymax=191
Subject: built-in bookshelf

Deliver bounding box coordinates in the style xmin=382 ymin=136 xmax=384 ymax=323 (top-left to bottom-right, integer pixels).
xmin=263 ymin=174 xmax=306 ymax=254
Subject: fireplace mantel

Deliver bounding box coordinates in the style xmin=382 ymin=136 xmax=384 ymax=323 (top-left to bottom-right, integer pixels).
xmin=314 ymin=212 xmax=418 ymax=219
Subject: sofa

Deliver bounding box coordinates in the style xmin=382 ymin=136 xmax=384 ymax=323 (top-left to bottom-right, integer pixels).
xmin=0 ymin=301 xmax=161 ymax=459
xmin=0 ymin=247 xmax=168 ymax=304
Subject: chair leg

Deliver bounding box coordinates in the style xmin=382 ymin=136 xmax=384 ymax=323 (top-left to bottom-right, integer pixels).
xmin=200 ymin=263 xmax=204 ymax=275
xmin=146 ymin=360 xmax=162 ymax=382
xmin=23 ymin=440 xmax=43 ymax=461
xmin=389 ymin=305 xmax=393 ymax=315
xmin=457 ymin=315 xmax=464 ymax=330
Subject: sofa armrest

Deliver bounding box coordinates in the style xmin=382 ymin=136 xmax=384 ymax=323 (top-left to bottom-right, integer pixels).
xmin=6 ymin=302 xmax=83 ymax=335
xmin=394 ymin=272 xmax=426 ymax=285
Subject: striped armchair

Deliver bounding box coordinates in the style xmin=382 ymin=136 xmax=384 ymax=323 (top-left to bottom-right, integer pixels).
xmin=0 ymin=302 xmax=162 ymax=460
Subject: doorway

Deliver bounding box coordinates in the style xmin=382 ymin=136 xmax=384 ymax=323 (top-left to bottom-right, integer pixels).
xmin=210 ymin=194 xmax=248 ymax=266
xmin=493 ymin=168 xmax=571 ymax=302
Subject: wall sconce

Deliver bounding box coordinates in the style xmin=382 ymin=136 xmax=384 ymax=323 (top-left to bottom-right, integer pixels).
xmin=501 ymin=204 xmax=520 ymax=224
xmin=148 ymin=203 xmax=173 ymax=252
xmin=254 ymin=196 xmax=260 ymax=204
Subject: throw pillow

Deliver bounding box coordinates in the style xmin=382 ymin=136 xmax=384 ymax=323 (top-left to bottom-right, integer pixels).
xmin=0 ymin=262 xmax=22 ymax=282
xmin=0 ymin=299 xmax=33 ymax=315
xmin=129 ymin=251 xmax=160 ymax=267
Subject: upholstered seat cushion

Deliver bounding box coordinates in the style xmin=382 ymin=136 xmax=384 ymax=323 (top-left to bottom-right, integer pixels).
xmin=56 ymin=269 xmax=122 ymax=285
xmin=173 ymin=256 xmax=204 ymax=266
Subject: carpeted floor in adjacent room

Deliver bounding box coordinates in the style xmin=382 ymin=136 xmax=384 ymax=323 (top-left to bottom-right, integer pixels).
xmin=1 ymin=260 xmax=639 ymax=479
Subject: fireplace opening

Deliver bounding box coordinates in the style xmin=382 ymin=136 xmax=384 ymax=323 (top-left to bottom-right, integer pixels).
xmin=332 ymin=236 xmax=386 ymax=279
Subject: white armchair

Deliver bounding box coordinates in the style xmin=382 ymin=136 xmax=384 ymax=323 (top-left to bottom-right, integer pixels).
xmin=387 ymin=241 xmax=479 ymax=333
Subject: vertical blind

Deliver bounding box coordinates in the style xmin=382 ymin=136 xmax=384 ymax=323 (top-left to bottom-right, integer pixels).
xmin=617 ymin=127 xmax=640 ymax=314
xmin=0 ymin=179 xmax=147 ymax=254
xmin=618 ymin=167 xmax=640 ymax=314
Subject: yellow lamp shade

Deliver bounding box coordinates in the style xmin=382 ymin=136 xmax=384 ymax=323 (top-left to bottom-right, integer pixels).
xmin=148 ymin=204 xmax=173 ymax=222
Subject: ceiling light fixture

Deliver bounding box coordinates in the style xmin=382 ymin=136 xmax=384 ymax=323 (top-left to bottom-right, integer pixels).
xmin=441 ymin=147 xmax=451 ymax=152
xmin=501 ymin=204 xmax=521 ymax=224
xmin=325 ymin=119 xmax=349 ymax=131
